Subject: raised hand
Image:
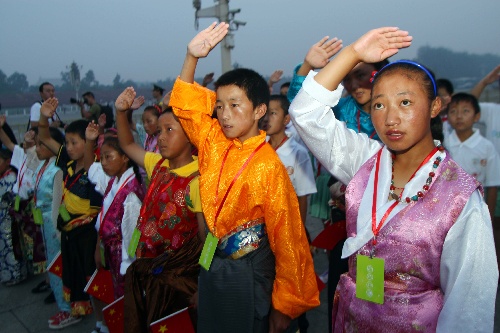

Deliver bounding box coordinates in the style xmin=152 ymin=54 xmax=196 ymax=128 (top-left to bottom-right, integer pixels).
xmin=162 ymin=90 xmax=172 ymax=109
xmin=269 ymin=70 xmax=284 ymax=85
xmin=86 ymin=121 xmax=100 ymax=141
xmin=98 ymin=113 xmax=107 ymax=128
xmin=202 ymin=72 xmax=215 ymax=87
xmin=0 ymin=115 xmax=6 ymax=127
xmin=115 ymin=87 xmax=136 ymax=113
xmin=352 ymin=27 xmax=412 ymax=63
xmin=188 ymin=22 xmax=229 ymax=59
xmin=130 ymin=96 xmax=145 ymax=111
xmin=40 ymin=97 xmax=59 ymax=118
xmin=305 ymin=36 xmax=343 ymax=69
xmin=481 ymin=65 xmax=500 ymax=86
xmin=24 ymin=129 xmax=35 ymax=144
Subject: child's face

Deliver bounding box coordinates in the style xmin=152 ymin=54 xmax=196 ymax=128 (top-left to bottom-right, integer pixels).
xmin=65 ymin=132 xmax=85 ymax=161
xmin=100 ymin=144 xmax=129 ymax=178
xmin=157 ymin=113 xmax=191 ymax=160
xmin=437 ymin=87 xmax=452 ymax=111
xmin=447 ymin=101 xmax=480 ymax=134
xmin=343 ymin=63 xmax=375 ymax=108
xmin=371 ymin=72 xmax=440 ymax=153
xmin=262 ymin=100 xmax=289 ymax=136
xmin=0 ymin=157 xmax=10 ymax=175
xmin=215 ymin=84 xmax=265 ymax=142
xmin=142 ymin=110 xmax=159 ymax=136
xmin=35 ymin=135 xmax=55 ymax=160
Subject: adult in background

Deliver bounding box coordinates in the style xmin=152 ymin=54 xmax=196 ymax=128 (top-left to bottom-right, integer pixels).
xmin=79 ymin=91 xmax=101 ymax=124
xmin=30 ymin=82 xmax=60 ymax=129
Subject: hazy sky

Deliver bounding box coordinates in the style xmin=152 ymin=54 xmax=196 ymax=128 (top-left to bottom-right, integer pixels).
xmin=1 ymin=0 xmax=499 ymax=86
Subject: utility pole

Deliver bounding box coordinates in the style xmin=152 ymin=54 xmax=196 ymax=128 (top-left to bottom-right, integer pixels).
xmin=193 ymin=0 xmax=245 ymax=74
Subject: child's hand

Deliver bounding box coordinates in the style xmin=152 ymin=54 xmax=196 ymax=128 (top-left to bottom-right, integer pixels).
xmin=40 ymin=97 xmax=59 ymax=118
xmin=86 ymin=121 xmax=100 ymax=141
xmin=481 ymin=64 xmax=500 ymax=86
xmin=24 ymin=130 xmax=35 ymax=144
xmin=98 ymin=113 xmax=107 ymax=128
xmin=115 ymin=87 xmax=136 ymax=113
xmin=202 ymin=72 xmax=215 ymax=87
xmin=130 ymin=96 xmax=145 ymax=111
xmin=188 ymin=22 xmax=229 ymax=59
xmin=269 ymin=70 xmax=283 ymax=85
xmin=305 ymin=36 xmax=343 ymax=70
xmin=0 ymin=115 xmax=6 ymax=127
xmin=162 ymin=90 xmax=172 ymax=109
xmin=352 ymin=27 xmax=412 ymax=64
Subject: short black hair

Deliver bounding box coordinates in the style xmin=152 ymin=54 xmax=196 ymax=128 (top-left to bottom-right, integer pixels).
xmin=82 ymin=91 xmax=95 ymax=99
xmin=65 ymin=119 xmax=89 ymax=140
xmin=450 ymin=92 xmax=480 ymax=114
xmin=437 ymin=78 xmax=454 ymax=95
xmin=39 ymin=82 xmax=53 ymax=93
xmin=32 ymin=127 xmax=65 ymax=145
xmin=270 ymin=94 xmax=290 ymax=116
xmin=215 ymin=68 xmax=270 ymax=109
xmin=153 ymin=84 xmax=164 ymax=94
xmin=280 ymin=82 xmax=290 ymax=89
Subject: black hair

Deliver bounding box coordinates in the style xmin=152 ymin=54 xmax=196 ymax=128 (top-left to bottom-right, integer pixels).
xmin=143 ymin=105 xmax=161 ymax=118
xmin=436 ymin=78 xmax=454 ymax=96
xmin=32 ymin=126 xmax=65 ymax=146
xmin=280 ymin=82 xmax=291 ymax=89
xmin=38 ymin=82 xmax=53 ymax=93
xmin=153 ymin=84 xmax=165 ymax=95
xmin=215 ymin=68 xmax=270 ymax=109
xmin=65 ymin=119 xmax=89 ymax=140
xmin=371 ymin=59 xmax=390 ymax=71
xmin=430 ymin=116 xmax=444 ymax=142
xmin=270 ymin=94 xmax=290 ymax=116
xmin=101 ymin=136 xmax=143 ymax=185
xmin=0 ymin=148 xmax=12 ymax=160
xmin=82 ymin=91 xmax=95 ymax=99
xmin=372 ymin=61 xmax=437 ymax=103
xmin=450 ymin=92 xmax=480 ymax=114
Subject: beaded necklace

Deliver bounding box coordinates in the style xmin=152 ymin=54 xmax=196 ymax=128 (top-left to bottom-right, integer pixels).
xmin=389 ymin=144 xmax=444 ymax=203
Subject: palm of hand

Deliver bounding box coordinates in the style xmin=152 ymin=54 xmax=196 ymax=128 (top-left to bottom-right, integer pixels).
xmin=188 ymin=36 xmax=214 ymax=58
xmin=86 ymin=126 xmax=99 ymax=141
xmin=306 ymin=48 xmax=330 ymax=69
xmin=115 ymin=88 xmax=135 ymax=112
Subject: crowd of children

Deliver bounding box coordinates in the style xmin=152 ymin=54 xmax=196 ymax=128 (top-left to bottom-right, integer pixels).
xmin=1 ymin=22 xmax=499 ymax=333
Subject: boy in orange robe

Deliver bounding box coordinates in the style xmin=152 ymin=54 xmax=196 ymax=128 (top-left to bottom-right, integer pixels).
xmin=169 ymin=22 xmax=319 ymax=333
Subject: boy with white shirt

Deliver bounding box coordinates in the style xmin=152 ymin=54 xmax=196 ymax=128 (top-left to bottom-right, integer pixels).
xmin=445 ymin=92 xmax=500 ymax=219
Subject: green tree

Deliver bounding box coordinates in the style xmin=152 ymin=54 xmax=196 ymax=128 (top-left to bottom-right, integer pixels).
xmin=0 ymin=70 xmax=8 ymax=93
xmin=81 ymin=69 xmax=98 ymax=89
xmin=113 ymin=74 xmax=122 ymax=88
xmin=7 ymin=72 xmax=29 ymax=92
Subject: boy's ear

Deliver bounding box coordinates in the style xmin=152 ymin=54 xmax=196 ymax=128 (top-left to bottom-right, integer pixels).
xmin=254 ymin=103 xmax=267 ymax=120
xmin=430 ymin=97 xmax=441 ymax=118
xmin=284 ymin=114 xmax=291 ymax=126
xmin=474 ymin=112 xmax=481 ymax=123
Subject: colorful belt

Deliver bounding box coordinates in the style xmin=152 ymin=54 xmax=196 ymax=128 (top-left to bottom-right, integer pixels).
xmin=217 ymin=218 xmax=266 ymax=260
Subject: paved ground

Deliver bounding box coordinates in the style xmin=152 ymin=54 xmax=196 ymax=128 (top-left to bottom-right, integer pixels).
xmin=1 ymin=215 xmax=499 ymax=332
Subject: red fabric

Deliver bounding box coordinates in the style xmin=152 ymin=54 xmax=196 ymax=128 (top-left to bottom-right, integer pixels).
xmin=47 ymin=251 xmax=63 ymax=278
xmin=150 ymin=307 xmax=195 ymax=333
xmin=136 ymin=160 xmax=199 ymax=258
xmin=103 ymin=296 xmax=124 ymax=333
xmin=311 ymin=220 xmax=347 ymax=250
xmin=84 ymin=268 xmax=114 ymax=304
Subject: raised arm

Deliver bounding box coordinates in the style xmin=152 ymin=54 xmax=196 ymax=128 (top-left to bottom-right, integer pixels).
xmin=297 ymin=36 xmax=343 ymax=76
xmin=180 ymin=22 xmax=229 ymax=83
xmin=268 ymin=70 xmax=283 ymax=93
xmin=38 ymin=98 xmax=62 ymax=155
xmin=471 ymin=64 xmax=500 ymax=99
xmin=315 ymin=27 xmax=411 ymax=91
xmin=0 ymin=115 xmax=15 ymax=152
xmin=115 ymin=87 xmax=146 ymax=168
xmin=84 ymin=122 xmax=99 ymax=171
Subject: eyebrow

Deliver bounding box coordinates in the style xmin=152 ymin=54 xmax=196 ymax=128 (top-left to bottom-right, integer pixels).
xmin=372 ymin=91 xmax=416 ymax=100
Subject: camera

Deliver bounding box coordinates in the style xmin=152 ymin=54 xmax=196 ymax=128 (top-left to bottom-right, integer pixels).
xmin=70 ymin=97 xmax=86 ymax=105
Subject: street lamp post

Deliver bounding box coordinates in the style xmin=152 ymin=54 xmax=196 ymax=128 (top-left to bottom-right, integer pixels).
xmin=193 ymin=0 xmax=245 ymax=74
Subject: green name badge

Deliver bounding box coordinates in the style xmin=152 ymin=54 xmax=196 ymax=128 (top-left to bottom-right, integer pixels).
xmin=127 ymin=228 xmax=141 ymax=258
xmin=356 ymin=254 xmax=385 ymax=304
xmin=59 ymin=204 xmax=71 ymax=222
xmin=199 ymin=232 xmax=219 ymax=271
xmin=33 ymin=207 xmax=43 ymax=225
xmin=14 ymin=195 xmax=21 ymax=212
xmin=100 ymin=244 xmax=106 ymax=267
